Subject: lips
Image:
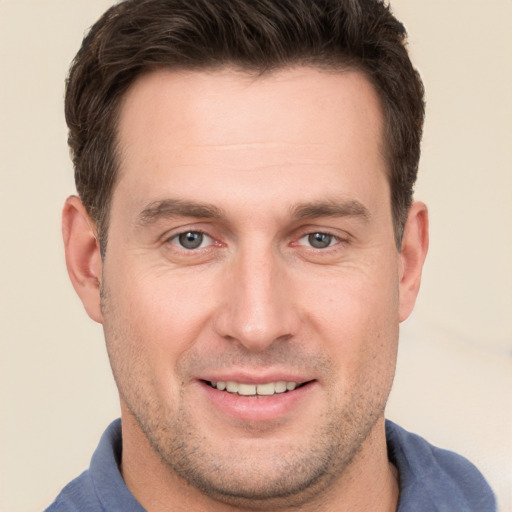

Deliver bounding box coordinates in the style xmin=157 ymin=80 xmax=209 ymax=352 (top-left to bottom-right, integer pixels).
xmin=198 ymin=376 xmax=315 ymax=422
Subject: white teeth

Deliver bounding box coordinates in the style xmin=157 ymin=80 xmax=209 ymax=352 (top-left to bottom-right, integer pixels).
xmin=256 ymin=382 xmax=275 ymax=395
xmin=275 ymin=381 xmax=287 ymax=393
xmin=238 ymin=383 xmax=257 ymax=395
xmin=211 ymin=380 xmax=300 ymax=396
xmin=226 ymin=381 xmax=238 ymax=393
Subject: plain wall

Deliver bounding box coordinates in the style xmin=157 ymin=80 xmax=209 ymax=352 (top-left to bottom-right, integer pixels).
xmin=1 ymin=1 xmax=511 ymax=511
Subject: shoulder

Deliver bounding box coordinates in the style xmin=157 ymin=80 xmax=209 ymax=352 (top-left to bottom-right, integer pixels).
xmin=386 ymin=420 xmax=496 ymax=512
xmin=44 ymin=470 xmax=97 ymax=512
xmin=44 ymin=419 xmax=144 ymax=512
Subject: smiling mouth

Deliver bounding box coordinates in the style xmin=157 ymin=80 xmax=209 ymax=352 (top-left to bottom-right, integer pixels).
xmin=206 ymin=380 xmax=310 ymax=396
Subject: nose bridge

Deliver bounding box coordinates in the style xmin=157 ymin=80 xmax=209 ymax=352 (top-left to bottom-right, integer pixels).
xmin=214 ymin=239 xmax=295 ymax=351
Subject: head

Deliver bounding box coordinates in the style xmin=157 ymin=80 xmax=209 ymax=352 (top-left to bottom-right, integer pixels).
xmin=66 ymin=0 xmax=424 ymax=254
xmin=63 ymin=1 xmax=428 ymax=510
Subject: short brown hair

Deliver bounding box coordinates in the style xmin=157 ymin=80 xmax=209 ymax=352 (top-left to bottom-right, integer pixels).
xmin=65 ymin=0 xmax=425 ymax=252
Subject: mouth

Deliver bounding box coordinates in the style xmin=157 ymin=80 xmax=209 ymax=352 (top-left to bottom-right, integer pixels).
xmin=204 ymin=380 xmax=310 ymax=396
xmin=198 ymin=378 xmax=317 ymax=422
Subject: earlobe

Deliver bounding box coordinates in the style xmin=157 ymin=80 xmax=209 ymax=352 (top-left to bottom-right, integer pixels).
xmin=398 ymin=201 xmax=429 ymax=322
xmin=62 ymin=196 xmax=103 ymax=323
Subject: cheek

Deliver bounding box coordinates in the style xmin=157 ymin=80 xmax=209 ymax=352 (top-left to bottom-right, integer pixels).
xmin=301 ymin=265 xmax=399 ymax=379
xmin=101 ymin=270 xmax=210 ymax=411
xmin=107 ymin=266 xmax=219 ymax=363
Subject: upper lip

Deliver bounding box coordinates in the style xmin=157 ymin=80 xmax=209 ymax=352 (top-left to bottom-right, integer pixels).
xmin=197 ymin=371 xmax=314 ymax=385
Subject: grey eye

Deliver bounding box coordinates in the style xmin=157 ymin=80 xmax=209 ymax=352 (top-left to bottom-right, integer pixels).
xmin=178 ymin=231 xmax=205 ymax=249
xmin=308 ymin=233 xmax=334 ymax=248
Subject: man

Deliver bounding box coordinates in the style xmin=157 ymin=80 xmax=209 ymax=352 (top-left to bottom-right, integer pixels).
xmin=46 ymin=0 xmax=496 ymax=510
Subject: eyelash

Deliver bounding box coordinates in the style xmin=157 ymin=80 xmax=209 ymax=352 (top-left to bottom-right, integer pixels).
xmin=167 ymin=230 xmax=215 ymax=250
xmin=296 ymin=232 xmax=341 ymax=249
xmin=165 ymin=228 xmax=347 ymax=253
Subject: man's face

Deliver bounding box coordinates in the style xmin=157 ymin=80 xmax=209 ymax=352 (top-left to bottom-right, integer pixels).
xmin=101 ymin=67 xmax=403 ymax=505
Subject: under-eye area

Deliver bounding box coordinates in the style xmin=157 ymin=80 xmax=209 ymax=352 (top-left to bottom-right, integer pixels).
xmin=205 ymin=380 xmax=312 ymax=396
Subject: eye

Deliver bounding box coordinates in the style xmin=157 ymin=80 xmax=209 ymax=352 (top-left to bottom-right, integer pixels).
xmin=299 ymin=232 xmax=337 ymax=249
xmin=171 ymin=231 xmax=213 ymax=250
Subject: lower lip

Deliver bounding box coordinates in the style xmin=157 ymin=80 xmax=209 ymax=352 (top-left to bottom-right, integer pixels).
xmin=198 ymin=381 xmax=316 ymax=423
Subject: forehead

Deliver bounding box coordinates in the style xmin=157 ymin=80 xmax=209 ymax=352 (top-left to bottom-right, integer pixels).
xmin=117 ymin=66 xmax=384 ymax=150
xmin=114 ymin=66 xmax=388 ymax=215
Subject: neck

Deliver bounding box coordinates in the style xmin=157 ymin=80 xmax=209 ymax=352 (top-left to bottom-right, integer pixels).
xmin=120 ymin=408 xmax=399 ymax=512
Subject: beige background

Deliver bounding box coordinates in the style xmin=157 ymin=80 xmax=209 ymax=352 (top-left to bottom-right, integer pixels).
xmin=1 ymin=1 xmax=511 ymax=511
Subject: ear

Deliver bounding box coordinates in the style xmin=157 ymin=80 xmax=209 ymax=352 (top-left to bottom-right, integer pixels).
xmin=398 ymin=201 xmax=429 ymax=322
xmin=62 ymin=196 xmax=103 ymax=323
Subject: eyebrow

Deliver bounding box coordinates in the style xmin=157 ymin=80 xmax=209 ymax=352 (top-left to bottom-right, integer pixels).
xmin=136 ymin=197 xmax=371 ymax=227
xmin=136 ymin=199 xmax=224 ymax=226
xmin=291 ymin=199 xmax=371 ymax=222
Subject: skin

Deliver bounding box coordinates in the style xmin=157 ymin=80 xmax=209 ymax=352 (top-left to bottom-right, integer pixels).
xmin=63 ymin=67 xmax=428 ymax=512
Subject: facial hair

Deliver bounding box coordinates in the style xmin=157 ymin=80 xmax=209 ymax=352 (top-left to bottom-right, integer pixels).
xmin=100 ymin=280 xmax=396 ymax=510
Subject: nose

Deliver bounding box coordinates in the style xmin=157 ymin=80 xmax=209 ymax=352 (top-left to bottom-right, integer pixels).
xmin=213 ymin=245 xmax=298 ymax=352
